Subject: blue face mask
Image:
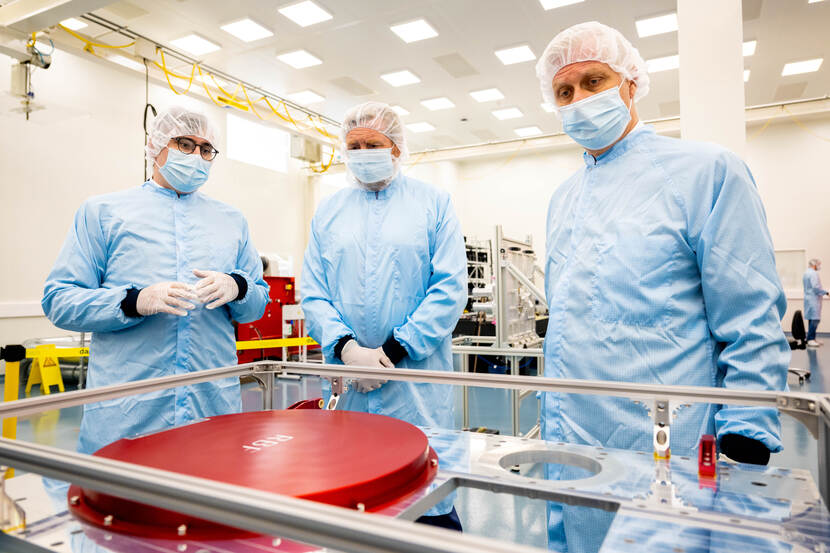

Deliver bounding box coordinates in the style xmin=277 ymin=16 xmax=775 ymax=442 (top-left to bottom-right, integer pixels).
xmin=346 ymin=148 xmax=397 ymax=190
xmin=559 ymin=82 xmax=632 ymax=151
xmin=157 ymin=148 xmax=212 ymax=194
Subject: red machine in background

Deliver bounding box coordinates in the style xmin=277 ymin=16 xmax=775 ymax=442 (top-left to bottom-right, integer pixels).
xmin=236 ymin=276 xmax=317 ymax=364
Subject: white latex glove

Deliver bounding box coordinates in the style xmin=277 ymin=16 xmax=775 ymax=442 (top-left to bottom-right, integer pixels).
xmin=136 ymin=282 xmax=198 ymax=316
xmin=340 ymin=340 xmax=391 ymax=393
xmin=353 ymin=379 xmax=386 ymax=393
xmin=193 ymin=269 xmax=239 ymax=310
xmin=341 ymin=340 xmax=393 ymax=368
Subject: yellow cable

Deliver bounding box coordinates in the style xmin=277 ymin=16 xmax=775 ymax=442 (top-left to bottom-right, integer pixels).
xmin=195 ymin=65 xmax=230 ymax=108
xmin=309 ymin=146 xmax=336 ymax=173
xmin=56 ymin=22 xmax=340 ymax=144
xmin=782 ymin=104 xmax=830 ymax=142
xmin=151 ymin=61 xmax=193 ymax=80
xmin=58 ymin=24 xmax=135 ymax=53
xmin=56 ymin=24 xmax=341 ymax=144
xmin=240 ymin=86 xmax=267 ymax=120
xmin=240 ymin=86 xmax=281 ymax=122
xmin=306 ymin=114 xmax=338 ymax=140
xmin=270 ymin=98 xmax=318 ymax=133
xmin=403 ymin=151 xmax=429 ymax=173
xmin=279 ymin=100 xmax=301 ymax=127
xmin=209 ymin=73 xmax=242 ymax=100
xmin=159 ymin=50 xmax=194 ymax=95
xmin=746 ymin=117 xmax=773 ymax=142
xmin=262 ymin=97 xmax=294 ymax=125
xmin=152 ymin=51 xmax=339 ymax=146
xmin=228 ymin=81 xmax=243 ymax=101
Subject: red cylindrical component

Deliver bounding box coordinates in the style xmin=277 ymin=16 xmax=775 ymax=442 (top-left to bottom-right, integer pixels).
xmin=287 ymin=398 xmax=324 ymax=409
xmin=68 ymin=411 xmax=438 ymax=540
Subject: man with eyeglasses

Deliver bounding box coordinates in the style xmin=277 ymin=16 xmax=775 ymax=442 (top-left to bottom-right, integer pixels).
xmin=42 ymin=106 xmax=269 ymax=465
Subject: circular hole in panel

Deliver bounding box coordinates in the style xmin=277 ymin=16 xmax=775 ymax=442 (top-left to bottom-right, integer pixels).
xmin=497 ymin=450 xmax=602 ymax=480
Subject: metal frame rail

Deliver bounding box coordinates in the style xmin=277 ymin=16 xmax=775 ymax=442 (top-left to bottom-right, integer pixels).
xmin=453 ymin=344 xmax=544 ymax=437
xmin=0 ymin=360 xmax=826 ymax=552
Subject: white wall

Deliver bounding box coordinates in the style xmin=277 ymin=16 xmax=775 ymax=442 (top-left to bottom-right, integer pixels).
xmin=746 ymin=116 xmax=830 ymax=326
xmin=453 ymin=149 xmax=583 ymax=252
xmin=0 ymin=48 xmax=309 ymax=357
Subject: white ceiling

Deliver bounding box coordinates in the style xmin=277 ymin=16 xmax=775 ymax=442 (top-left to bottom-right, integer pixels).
xmin=79 ymin=0 xmax=830 ymax=151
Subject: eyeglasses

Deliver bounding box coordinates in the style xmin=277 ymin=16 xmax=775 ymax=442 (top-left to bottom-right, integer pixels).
xmin=173 ymin=137 xmax=219 ymax=161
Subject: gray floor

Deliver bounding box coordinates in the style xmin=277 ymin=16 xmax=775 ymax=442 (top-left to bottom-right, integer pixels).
xmin=5 ymin=340 xmax=828 ymax=550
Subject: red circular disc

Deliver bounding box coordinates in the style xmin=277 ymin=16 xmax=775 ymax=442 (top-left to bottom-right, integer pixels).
xmin=68 ymin=410 xmax=438 ymax=539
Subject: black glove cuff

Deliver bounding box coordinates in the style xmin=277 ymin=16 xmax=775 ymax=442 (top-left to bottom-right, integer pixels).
xmin=228 ymin=273 xmax=248 ymax=301
xmin=121 ymin=287 xmax=142 ymax=318
xmin=382 ymin=336 xmax=408 ymax=365
xmin=334 ymin=335 xmax=355 ymax=360
xmin=719 ymin=433 xmax=771 ymax=465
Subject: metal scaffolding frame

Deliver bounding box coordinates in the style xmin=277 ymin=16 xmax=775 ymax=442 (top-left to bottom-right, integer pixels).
xmin=0 ymin=360 xmax=827 ymax=552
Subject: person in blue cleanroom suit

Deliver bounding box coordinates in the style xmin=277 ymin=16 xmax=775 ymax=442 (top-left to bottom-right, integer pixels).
xmin=803 ymin=258 xmax=827 ymax=347
xmin=534 ymin=22 xmax=790 ymax=553
xmin=42 ymin=105 xmax=269 ymax=459
xmin=301 ymin=101 xmax=467 ymax=530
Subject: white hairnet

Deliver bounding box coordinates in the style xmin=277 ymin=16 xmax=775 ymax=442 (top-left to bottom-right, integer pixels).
xmin=145 ymin=105 xmax=220 ymax=162
xmin=809 ymin=258 xmax=822 ymax=268
xmin=341 ymin=101 xmax=409 ymax=160
xmin=535 ymin=21 xmax=650 ymax=114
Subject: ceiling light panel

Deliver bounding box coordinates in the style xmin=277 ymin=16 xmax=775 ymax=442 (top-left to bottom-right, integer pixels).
xmin=278 ymin=1 xmax=332 ymax=27
xmin=781 ymin=58 xmax=822 ymax=76
xmin=421 ymin=97 xmax=455 ymax=110
xmin=277 ymin=49 xmax=322 ymax=69
xmin=221 ymin=19 xmax=273 ymax=42
xmin=407 ymin=122 xmax=435 ymax=133
xmin=539 ymin=0 xmax=585 ymax=9
xmin=515 ymin=126 xmax=542 ymax=137
xmin=492 ymin=107 xmax=523 ymax=120
xmin=286 ymin=89 xmax=325 ymax=105
xmin=470 ymin=88 xmax=504 ymax=102
xmin=646 ymin=54 xmax=679 ymax=73
xmin=495 ymin=45 xmax=536 ymax=65
xmin=170 ymin=34 xmax=221 ymax=56
xmin=381 ymin=70 xmax=420 ymax=87
xmin=743 ymin=40 xmax=756 ymax=56
xmin=635 ymin=13 xmax=678 ymax=37
xmin=390 ymin=19 xmax=437 ymax=43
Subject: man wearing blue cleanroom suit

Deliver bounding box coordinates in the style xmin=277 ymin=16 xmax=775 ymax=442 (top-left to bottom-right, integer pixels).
xmin=803 ymin=259 xmax=827 ymax=346
xmin=535 ymin=22 xmax=790 ymax=553
xmin=42 ymin=106 xmax=269 ymax=458
xmin=301 ymin=101 xmax=467 ymax=529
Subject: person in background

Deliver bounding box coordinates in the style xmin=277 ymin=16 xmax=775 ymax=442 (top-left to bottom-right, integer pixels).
xmin=803 ymin=258 xmax=827 ymax=347
xmin=535 ymin=21 xmax=790 ymax=553
xmin=301 ymin=101 xmax=467 ymax=531
xmin=42 ymin=105 xmax=269 ymax=463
